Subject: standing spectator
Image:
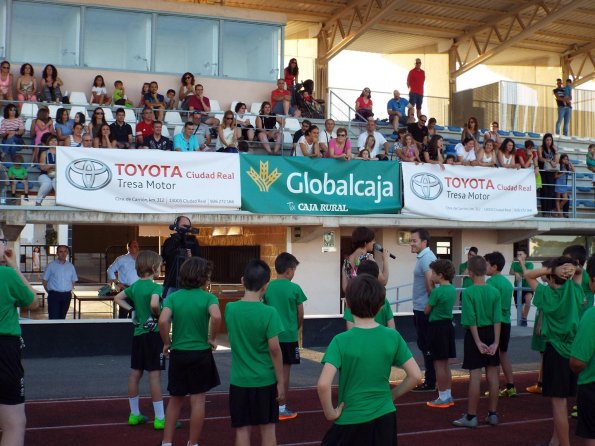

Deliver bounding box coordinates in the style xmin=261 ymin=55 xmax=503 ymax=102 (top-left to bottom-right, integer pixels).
xmin=553 ymin=78 xmax=570 ymax=136
xmin=538 ymin=133 xmax=559 ymax=217
xmin=410 ymin=228 xmax=437 ymax=392
xmin=174 ymin=122 xmax=199 ymax=152
xmin=234 ymin=102 xmax=255 ymax=142
xmin=190 ymin=112 xmax=211 ymax=151
xmin=144 ymin=81 xmax=166 ymax=122
xmin=256 ymin=102 xmax=282 ymax=154
xmin=0 ymin=104 xmax=25 ymax=162
xmin=284 ymin=59 xmax=299 ymax=91
xmin=8 ymin=154 xmax=29 ymax=201
xmin=135 ymin=107 xmax=154 ymax=147
xmin=328 ymin=128 xmax=352 ymax=161
xmin=407 ymin=115 xmax=429 ymax=146
xmin=271 ymin=79 xmax=301 ymax=118
xmin=40 ymin=64 xmax=63 ymax=103
xmin=16 ymin=63 xmax=37 ymax=107
xmin=178 ymin=72 xmax=195 ymax=110
xmin=110 ymin=108 xmax=134 ymax=149
xmin=90 ymin=75 xmax=111 ymax=105
xmin=141 ymin=121 xmax=172 ymax=151
xmin=54 ymin=108 xmax=74 ymax=145
xmin=0 ymin=60 xmax=14 ymax=101
xmin=187 ymin=84 xmax=220 ymax=126
xmin=107 ymin=240 xmax=140 ymax=318
xmin=296 ymin=126 xmax=321 ymax=158
xmin=42 ymin=245 xmax=78 ymax=319
xmin=319 ymin=119 xmax=336 ymax=157
xmin=357 ymin=118 xmax=389 ymax=160
xmin=387 ymin=90 xmax=408 ymax=137
xmin=355 ymin=88 xmax=373 ymax=121
xmin=94 ymin=123 xmax=117 ymax=149
xmin=407 ymin=58 xmax=425 ymax=119
xmin=35 ymin=134 xmax=57 ymax=206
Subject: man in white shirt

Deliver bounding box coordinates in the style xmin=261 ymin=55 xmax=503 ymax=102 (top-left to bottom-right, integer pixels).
xmin=455 ymin=137 xmax=478 ymax=166
xmin=107 ymin=240 xmax=140 ymax=318
xmin=357 ymin=118 xmax=389 ymax=160
xmin=319 ymin=119 xmax=337 ymax=156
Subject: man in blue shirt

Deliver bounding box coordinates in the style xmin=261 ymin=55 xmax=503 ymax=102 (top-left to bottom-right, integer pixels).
xmin=410 ymin=228 xmax=437 ymax=391
xmin=144 ymin=81 xmax=166 ymax=122
xmin=43 ymin=245 xmax=78 ymax=319
xmin=107 ymin=240 xmax=140 ymax=318
xmin=387 ymin=90 xmax=409 ymax=137
xmin=174 ymin=122 xmax=199 ymax=152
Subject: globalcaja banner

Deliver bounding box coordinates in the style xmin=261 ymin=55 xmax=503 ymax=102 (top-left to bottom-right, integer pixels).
xmin=240 ymin=156 xmax=401 ymax=215
xmin=56 ymin=147 xmax=241 ymax=213
xmin=401 ymin=163 xmax=537 ymax=221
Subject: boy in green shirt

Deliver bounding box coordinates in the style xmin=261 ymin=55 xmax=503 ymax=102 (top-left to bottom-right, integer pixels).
xmin=425 ymin=259 xmax=457 ymax=409
xmin=7 ymin=154 xmax=29 ymax=200
xmin=225 ymin=260 xmax=284 ymax=446
xmin=114 ymin=251 xmax=165 ymax=430
xmin=318 ymin=274 xmax=421 ymax=445
xmin=158 ymin=257 xmax=221 ymax=446
xmin=458 ymin=246 xmax=478 ymax=298
xmin=485 ymin=251 xmax=517 ymax=398
xmin=453 ymin=256 xmax=502 ymax=428
xmin=524 ymin=256 xmax=584 ymax=446
xmin=112 ymin=80 xmax=134 ymax=107
xmin=562 ymin=245 xmax=594 ymax=318
xmin=263 ymin=252 xmax=307 ymax=420
xmin=570 ymin=254 xmax=595 ymax=444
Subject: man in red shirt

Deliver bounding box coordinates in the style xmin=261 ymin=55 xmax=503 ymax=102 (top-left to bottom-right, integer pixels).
xmin=407 ymin=58 xmax=425 ymax=119
xmin=187 ymin=84 xmax=220 ymax=127
xmin=271 ymin=79 xmax=301 ymax=117
xmin=135 ymin=107 xmax=154 ymax=147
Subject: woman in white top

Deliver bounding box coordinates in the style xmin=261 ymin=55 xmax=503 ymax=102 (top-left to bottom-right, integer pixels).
xmin=90 ymin=75 xmax=111 ymax=105
xmin=476 ymin=138 xmax=497 ymax=167
xmin=483 ymin=121 xmax=502 ymax=146
xmin=497 ymin=138 xmax=520 ymax=169
xmin=234 ymin=102 xmax=255 ymax=141
xmin=296 ymin=125 xmax=321 ymax=157
xmin=216 ymin=111 xmax=241 ymax=151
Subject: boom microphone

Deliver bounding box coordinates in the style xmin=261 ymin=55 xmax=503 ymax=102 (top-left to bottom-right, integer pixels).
xmin=374 ymin=243 xmax=396 ymax=259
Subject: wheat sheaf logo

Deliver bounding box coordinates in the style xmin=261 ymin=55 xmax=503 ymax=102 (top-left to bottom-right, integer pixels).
xmin=246 ymin=161 xmax=282 ymax=192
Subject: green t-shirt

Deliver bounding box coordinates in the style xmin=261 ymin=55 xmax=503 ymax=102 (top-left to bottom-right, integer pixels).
xmin=510 ymin=261 xmax=534 ymax=289
xmin=531 ymin=308 xmax=547 ymax=353
xmin=461 ymin=284 xmax=502 ymax=329
xmin=0 ymin=266 xmax=34 ymax=337
xmin=322 ymin=325 xmax=413 ymax=425
xmin=124 ymin=280 xmax=163 ymax=336
xmin=570 ymin=306 xmax=595 ymax=385
xmin=427 ymin=284 xmax=456 ymax=322
xmin=7 ymin=166 xmax=27 ymax=180
xmin=225 ymin=300 xmax=284 ymax=387
xmin=487 ymin=274 xmax=514 ymax=324
xmin=164 ymin=288 xmax=218 ymax=351
xmin=580 ymin=269 xmax=594 ymax=319
xmin=113 ymin=88 xmax=125 ymax=103
xmin=343 ymin=299 xmax=394 ymax=326
xmin=532 ymin=281 xmax=583 ymax=358
xmin=263 ymin=279 xmax=307 ymax=343
xmin=459 ymin=262 xmax=473 ymax=289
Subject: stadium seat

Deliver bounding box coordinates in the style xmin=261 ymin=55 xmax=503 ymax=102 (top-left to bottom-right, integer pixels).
xmin=124 ymin=109 xmax=137 ymax=123
xmin=24 ymin=118 xmax=33 ymax=133
xmin=164 ymin=111 xmax=184 ymax=125
xmin=284 ymin=118 xmax=300 ymax=132
xmin=69 ymin=106 xmax=89 ymax=120
xmin=101 ymin=107 xmax=115 ymax=122
xmin=160 ymin=125 xmax=171 ymax=139
xmin=497 ymin=130 xmax=511 ymax=136
xmin=69 ymin=91 xmax=89 ymax=105
xmin=527 ymin=132 xmax=540 ymax=138
xmin=447 ymin=126 xmax=462 ymax=132
xmin=209 ymin=99 xmax=222 ymax=112
xmin=47 ymin=104 xmax=61 ymax=120
xmin=577 ymin=186 xmax=592 ymax=193
xmin=434 ymin=125 xmax=445 ymax=131
xmin=570 ymin=159 xmax=581 ymax=165
xmin=512 ymin=131 xmax=526 ymax=137
xmin=20 ymin=103 xmax=39 ymax=119
xmin=445 ymin=138 xmax=459 ymax=145
xmin=250 ymin=102 xmax=262 ymax=115
xmin=173 ymin=125 xmax=183 ymax=136
xmin=576 ymin=173 xmax=593 ymax=180
xmin=479 ymin=128 xmax=488 ymax=134
xmin=129 ymin=123 xmax=136 ymax=136
xmin=230 ymin=101 xmax=239 ymax=112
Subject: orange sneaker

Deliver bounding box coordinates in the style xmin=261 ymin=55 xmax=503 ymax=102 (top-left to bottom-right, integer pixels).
xmin=426 ymin=397 xmax=454 ymax=408
xmin=526 ymin=384 xmax=542 ymax=394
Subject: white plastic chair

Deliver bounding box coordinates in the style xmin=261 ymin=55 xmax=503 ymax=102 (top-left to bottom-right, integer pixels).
xmin=173 ymin=126 xmax=183 ymax=136
xmin=230 ymin=101 xmax=239 ymax=113
xmin=164 ymin=111 xmax=184 ymax=125
xmin=69 ymin=91 xmax=89 ymax=105
xmin=209 ymin=99 xmax=221 ymax=112
xmin=284 ymin=117 xmax=300 ymax=132
xmin=124 ymin=109 xmax=137 ymax=123
xmin=160 ymin=125 xmax=171 ymax=139
xmin=250 ymin=102 xmax=262 ymax=115
xmin=47 ymin=105 xmax=61 ymax=120
xmin=20 ymin=103 xmax=39 ymax=119
xmin=69 ymin=106 xmax=89 ymax=121
xmin=101 ymin=107 xmax=115 ymax=123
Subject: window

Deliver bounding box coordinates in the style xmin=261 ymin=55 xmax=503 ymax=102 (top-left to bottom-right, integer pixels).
xmin=83 ymin=8 xmax=151 ymax=71
xmin=221 ymin=21 xmax=281 ymax=81
xmin=10 ymin=1 xmax=80 ymax=65
xmin=154 ymin=15 xmax=218 ymax=76
xmin=529 ymin=235 xmax=589 ymax=259
xmin=0 ymin=0 xmax=6 ymax=59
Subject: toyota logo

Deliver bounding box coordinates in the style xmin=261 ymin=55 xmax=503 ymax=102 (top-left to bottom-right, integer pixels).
xmin=66 ymin=159 xmax=112 ymax=191
xmin=410 ymin=173 xmax=443 ymax=200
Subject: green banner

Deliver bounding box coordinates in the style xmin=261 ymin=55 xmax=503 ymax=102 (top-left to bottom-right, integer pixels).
xmin=240 ymin=155 xmax=401 ymax=215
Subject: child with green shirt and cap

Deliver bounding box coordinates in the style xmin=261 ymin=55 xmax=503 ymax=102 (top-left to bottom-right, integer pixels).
xmin=263 ymin=252 xmax=308 ymax=421
xmin=318 ymin=274 xmax=421 ymax=445
xmin=425 ymin=259 xmax=457 ymax=409
xmin=7 ymin=154 xmax=28 ymax=201
xmin=524 ymin=256 xmax=584 ymax=446
xmin=452 ymin=256 xmax=502 ymax=429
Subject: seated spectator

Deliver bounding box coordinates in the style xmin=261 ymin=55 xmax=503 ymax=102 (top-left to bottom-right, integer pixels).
xmin=65 ymin=122 xmax=84 ymax=147
xmin=94 ymin=123 xmax=117 ymax=149
xmin=165 ymin=89 xmax=176 ymax=110
xmin=296 ymin=125 xmax=321 ymax=157
xmin=110 ymin=108 xmax=134 ymax=149
xmin=0 ymin=104 xmax=25 ymax=162
xmin=357 ymin=118 xmax=389 ymax=160
xmin=16 ymin=63 xmax=37 ymax=106
xmin=178 ymin=72 xmax=195 ymax=110
xmin=421 ymin=134 xmax=444 ymax=167
xmin=328 ymin=127 xmax=351 ymax=161
xmin=455 ymin=136 xmax=477 ymax=166
xmin=30 ymin=106 xmax=54 ymax=163
xmin=187 ymin=84 xmax=220 ymax=126
xmin=135 ymin=107 xmax=154 ymax=146
xmin=174 ymin=122 xmax=200 ymax=152
xmin=137 ymin=82 xmax=150 ymax=108
xmin=74 ymin=112 xmax=90 ymax=136
xmin=445 ymin=154 xmax=456 ymax=165
xmin=298 ymin=79 xmax=324 ymax=117
xmin=190 ymin=112 xmax=211 ymax=151
xmin=256 ymin=101 xmax=282 ymax=154
xmin=515 ymin=140 xmax=538 ymax=169
xmin=35 ymin=133 xmax=58 ymax=206
xmin=387 ymin=90 xmax=408 ymax=136
xmin=427 ymin=117 xmax=438 ymax=137
xmin=586 ymin=143 xmax=595 ymax=186
xmin=112 ymin=80 xmax=133 ymax=107
xmin=8 ymin=154 xmax=29 ymax=201
xmin=461 ymin=116 xmax=481 ymax=149
xmin=483 ymin=121 xmax=502 ymax=146
xmin=392 ymin=128 xmax=408 ymax=156
xmin=497 ymin=137 xmax=519 ymax=169
xmin=355 ymin=87 xmax=373 ymax=121
xmin=40 ymin=64 xmax=64 ymax=103
xmin=234 ymin=102 xmax=255 ymax=142
xmin=82 ymin=133 xmax=93 ymax=148
xmin=361 ymin=134 xmax=376 ymax=158
xmin=398 ymin=133 xmax=421 ymax=163
xmin=407 ymin=115 xmax=429 ymax=146
xmin=90 ymin=75 xmax=111 ymax=105
xmin=356 ymin=148 xmax=377 ymax=161
xmin=0 ymin=60 xmax=13 ymax=101
xmin=141 ymin=121 xmax=172 ymax=151
xmin=476 ymin=138 xmax=497 ymax=167
xmin=54 ymin=108 xmax=74 ymax=145
xmin=271 ymin=79 xmax=301 ymax=118
xmin=90 ymin=107 xmax=108 ymax=139
xmin=292 ymin=120 xmax=311 ymax=154
xmin=144 ymin=81 xmax=166 ymax=121
xmin=406 ymin=107 xmax=416 ymax=125
xmin=319 ymin=118 xmax=336 ymax=157
xmin=216 ymin=111 xmax=241 ymax=152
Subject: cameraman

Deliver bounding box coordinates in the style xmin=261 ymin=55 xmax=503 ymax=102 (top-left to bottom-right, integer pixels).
xmin=161 ymin=216 xmax=201 ymax=297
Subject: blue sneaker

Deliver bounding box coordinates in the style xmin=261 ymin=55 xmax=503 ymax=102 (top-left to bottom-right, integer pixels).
xmin=427 ymin=397 xmax=454 ymax=408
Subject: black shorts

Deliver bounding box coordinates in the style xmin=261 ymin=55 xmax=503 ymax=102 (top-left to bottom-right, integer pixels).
xmin=513 ymin=290 xmax=533 ymax=305
xmin=499 ymin=323 xmax=511 ymax=353
xmin=427 ymin=320 xmax=456 ymax=360
xmin=0 ymin=336 xmax=25 ymax=405
xmin=229 ymin=383 xmax=278 ymax=428
xmin=130 ymin=331 xmax=164 ymax=372
xmin=576 ymin=381 xmax=595 ymax=439
xmin=462 ymin=326 xmax=500 ymax=370
xmin=321 ymin=411 xmax=396 ymax=446
xmin=168 ymin=349 xmax=220 ymax=396
xmin=542 ymin=343 xmax=577 ymax=398
xmin=280 ymin=341 xmax=300 ymax=365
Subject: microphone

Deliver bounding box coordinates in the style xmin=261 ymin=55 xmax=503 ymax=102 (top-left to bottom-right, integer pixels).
xmin=374 ymin=243 xmax=396 ymax=259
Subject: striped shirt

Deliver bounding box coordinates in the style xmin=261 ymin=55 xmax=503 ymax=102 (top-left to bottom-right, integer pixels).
xmin=0 ymin=118 xmax=24 ymax=133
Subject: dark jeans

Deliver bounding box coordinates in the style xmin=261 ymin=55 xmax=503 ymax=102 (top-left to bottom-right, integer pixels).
xmin=47 ymin=291 xmax=72 ymax=319
xmin=413 ymin=309 xmax=436 ymax=387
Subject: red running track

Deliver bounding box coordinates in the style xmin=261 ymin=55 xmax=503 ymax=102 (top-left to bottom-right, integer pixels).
xmin=21 ymin=371 xmax=581 ymax=446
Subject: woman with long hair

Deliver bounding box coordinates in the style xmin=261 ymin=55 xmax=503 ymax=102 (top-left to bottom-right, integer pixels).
xmin=255 ymin=101 xmax=282 ymax=154
xmin=497 ymin=138 xmax=519 ymax=169
xmin=90 ymin=107 xmax=108 ymax=138
xmin=538 ymin=133 xmax=559 ymax=216
xmin=461 ymin=116 xmax=481 ymax=149
xmin=40 ymin=64 xmax=63 ymax=103
xmin=554 ymin=154 xmax=575 ymax=217
xmin=284 ymin=59 xmax=299 ymax=90
xmin=341 ymin=226 xmax=389 ymax=292
xmin=0 ymin=60 xmax=14 ymax=101
xmin=422 ymin=134 xmax=445 ymax=167
xmin=16 ymin=63 xmax=37 ymax=106
xmin=234 ymin=102 xmax=255 ymax=141
xmin=216 ymin=110 xmax=241 ymax=151
xmin=476 ymin=138 xmax=497 ymax=167
xmin=355 ymin=88 xmax=373 ymax=121
xmin=94 ymin=123 xmax=117 ymax=148
xmin=296 ymin=125 xmax=321 ymax=157
xmin=30 ymin=106 xmax=54 ymax=163
xmin=90 ymin=75 xmax=111 ymax=105
xmin=178 ymin=72 xmax=195 ymax=110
